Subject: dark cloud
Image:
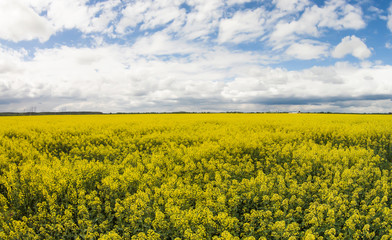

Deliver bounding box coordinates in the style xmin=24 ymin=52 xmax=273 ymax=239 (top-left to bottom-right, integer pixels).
xmin=250 ymin=94 xmax=392 ymax=106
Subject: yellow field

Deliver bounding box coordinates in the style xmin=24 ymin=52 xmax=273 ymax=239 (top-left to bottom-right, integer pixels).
xmin=0 ymin=114 xmax=392 ymax=239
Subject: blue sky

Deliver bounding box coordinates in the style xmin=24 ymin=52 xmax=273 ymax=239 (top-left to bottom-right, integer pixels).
xmin=0 ymin=0 xmax=392 ymax=113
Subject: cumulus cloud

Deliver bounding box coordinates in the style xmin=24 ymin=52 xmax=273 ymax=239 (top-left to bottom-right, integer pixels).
xmin=116 ymin=1 xmax=149 ymax=34
xmin=0 ymin=46 xmax=26 ymax=74
xmin=270 ymin=0 xmax=365 ymax=48
xmin=218 ymin=8 xmax=265 ymax=44
xmin=0 ymin=0 xmax=54 ymax=42
xmin=285 ymin=41 xmax=329 ymax=60
xmin=273 ymin=0 xmax=310 ymax=12
xmin=180 ymin=0 xmax=224 ymax=40
xmin=222 ymin=62 xmax=392 ymax=110
xmin=1 ymin=0 xmax=390 ymax=113
xmin=0 ymin=0 xmax=121 ymax=42
xmin=332 ymin=35 xmax=371 ymax=60
xmin=367 ymin=6 xmax=384 ymax=20
xmin=269 ymin=9 xmax=320 ymax=46
xmin=0 ymin=0 xmax=368 ymax=48
xmin=226 ymin=0 xmax=253 ymax=5
xmin=317 ymin=0 xmax=365 ymax=30
xmin=117 ymin=0 xmax=224 ymax=40
xmin=0 ymin=42 xmax=261 ymax=112
xmin=116 ymin=0 xmax=185 ymax=34
xmin=130 ymin=32 xmax=202 ymax=56
xmin=44 ymin=0 xmax=119 ymax=34
xmin=1 ymin=37 xmax=391 ymax=113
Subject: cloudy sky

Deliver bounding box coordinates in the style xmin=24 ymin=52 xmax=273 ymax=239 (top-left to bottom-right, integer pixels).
xmin=0 ymin=0 xmax=392 ymax=113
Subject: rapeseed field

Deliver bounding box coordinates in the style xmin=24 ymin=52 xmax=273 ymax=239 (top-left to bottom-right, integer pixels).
xmin=0 ymin=114 xmax=392 ymax=239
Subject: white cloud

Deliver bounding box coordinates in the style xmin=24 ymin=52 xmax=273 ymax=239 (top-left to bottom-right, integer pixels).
xmin=386 ymin=42 xmax=392 ymax=49
xmin=332 ymin=35 xmax=371 ymax=60
xmin=130 ymin=32 xmax=201 ymax=55
xmin=115 ymin=0 xmax=225 ymax=41
xmin=87 ymin=1 xmax=120 ymax=34
xmin=222 ymin=62 xmax=392 ymax=111
xmin=116 ymin=1 xmax=150 ymax=34
xmin=270 ymin=11 xmax=320 ymax=46
xmin=179 ymin=0 xmax=224 ymax=40
xmin=269 ymin=0 xmax=365 ymax=48
xmin=1 ymin=0 xmax=391 ymax=113
xmin=317 ymin=0 xmax=365 ymax=30
xmin=0 ymin=0 xmax=121 ymax=42
xmin=44 ymin=0 xmax=119 ymax=34
xmin=0 ymin=46 xmax=26 ymax=77
xmin=285 ymin=41 xmax=329 ymax=60
xmin=226 ymin=0 xmax=253 ymax=5
xmin=0 ymin=0 xmax=54 ymax=42
xmin=141 ymin=6 xmax=184 ymax=31
xmin=273 ymin=0 xmax=310 ymax=12
xmin=116 ymin=0 xmax=185 ymax=34
xmin=218 ymin=8 xmax=265 ymax=44
xmin=0 ymin=42 xmax=252 ymax=111
xmin=1 ymin=38 xmax=391 ymax=113
xmin=388 ymin=3 xmax=392 ymax=32
xmin=47 ymin=1 xmax=90 ymax=30
xmin=367 ymin=6 xmax=384 ymax=20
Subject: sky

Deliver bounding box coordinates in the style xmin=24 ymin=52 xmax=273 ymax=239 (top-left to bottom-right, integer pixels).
xmin=0 ymin=0 xmax=392 ymax=113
